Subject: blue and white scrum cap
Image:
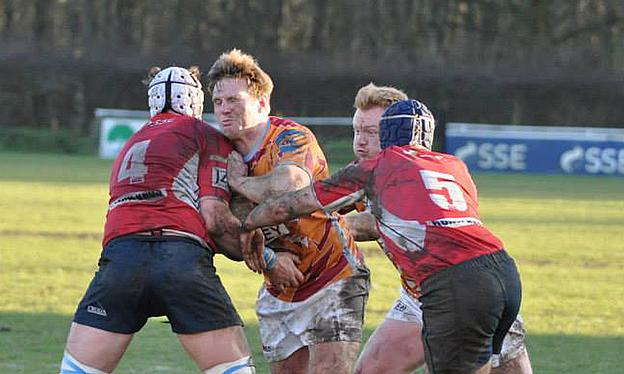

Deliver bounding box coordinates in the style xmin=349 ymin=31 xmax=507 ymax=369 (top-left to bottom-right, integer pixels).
xmin=379 ymin=99 xmax=435 ymax=150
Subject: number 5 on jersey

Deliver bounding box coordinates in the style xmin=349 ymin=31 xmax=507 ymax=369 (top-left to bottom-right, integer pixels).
xmin=420 ymin=169 xmax=467 ymax=211
xmin=118 ymin=140 xmax=151 ymax=184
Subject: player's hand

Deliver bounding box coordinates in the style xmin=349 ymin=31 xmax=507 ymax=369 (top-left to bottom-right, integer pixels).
xmin=227 ymin=151 xmax=247 ymax=192
xmin=266 ymin=252 xmax=304 ymax=293
xmin=239 ymin=228 xmax=265 ymax=273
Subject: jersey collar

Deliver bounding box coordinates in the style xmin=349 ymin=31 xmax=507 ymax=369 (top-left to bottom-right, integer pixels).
xmin=243 ymin=119 xmax=271 ymax=163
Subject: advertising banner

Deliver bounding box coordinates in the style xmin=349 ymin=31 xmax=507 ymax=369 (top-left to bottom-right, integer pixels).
xmin=99 ymin=117 xmax=147 ymax=159
xmin=446 ymin=123 xmax=624 ymax=176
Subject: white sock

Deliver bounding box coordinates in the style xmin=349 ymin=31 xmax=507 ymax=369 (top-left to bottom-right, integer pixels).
xmin=60 ymin=351 xmax=109 ymax=374
xmin=203 ymin=356 xmax=255 ymax=374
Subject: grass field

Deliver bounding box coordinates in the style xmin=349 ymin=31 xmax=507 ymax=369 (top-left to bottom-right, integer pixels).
xmin=1 ymin=150 xmax=623 ymax=373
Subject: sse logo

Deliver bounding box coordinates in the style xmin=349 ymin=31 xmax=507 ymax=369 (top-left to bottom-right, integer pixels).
xmin=454 ymin=141 xmax=527 ymax=171
xmin=560 ymin=146 xmax=624 ymax=175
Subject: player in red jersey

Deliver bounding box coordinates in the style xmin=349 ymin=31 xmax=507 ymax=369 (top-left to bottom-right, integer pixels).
xmin=345 ymin=84 xmax=533 ymax=374
xmin=59 ymin=66 xmax=258 ymax=374
xmin=240 ymin=99 xmax=523 ymax=374
xmin=206 ymin=49 xmax=369 ymax=374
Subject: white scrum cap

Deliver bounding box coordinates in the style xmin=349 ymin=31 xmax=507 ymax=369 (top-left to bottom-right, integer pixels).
xmin=147 ymin=66 xmax=204 ymax=119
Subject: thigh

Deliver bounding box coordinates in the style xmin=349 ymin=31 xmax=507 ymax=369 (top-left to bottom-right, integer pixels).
xmin=420 ymin=265 xmax=504 ymax=374
xmin=304 ymin=274 xmax=369 ymax=346
xmin=73 ymin=238 xmax=151 ymax=334
xmin=355 ymin=318 xmax=424 ymax=374
xmin=64 ymin=322 xmax=133 ymax=373
xmin=177 ymin=325 xmax=250 ymax=371
xmin=154 ymin=239 xmax=243 ymax=334
xmin=256 ymin=285 xmax=304 ymax=363
xmin=256 ymin=275 xmax=369 ymax=364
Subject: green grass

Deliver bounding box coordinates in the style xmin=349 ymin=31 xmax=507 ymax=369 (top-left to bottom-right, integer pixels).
xmin=1 ymin=150 xmax=623 ymax=373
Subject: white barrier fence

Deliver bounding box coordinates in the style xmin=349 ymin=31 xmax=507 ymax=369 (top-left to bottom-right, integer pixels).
xmin=96 ymin=108 xmax=351 ymax=159
xmin=97 ymin=109 xmax=624 ymax=177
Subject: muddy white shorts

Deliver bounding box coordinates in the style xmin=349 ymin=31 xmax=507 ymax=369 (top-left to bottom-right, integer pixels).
xmin=256 ymin=273 xmax=369 ymax=362
xmin=385 ymin=287 xmax=527 ymax=368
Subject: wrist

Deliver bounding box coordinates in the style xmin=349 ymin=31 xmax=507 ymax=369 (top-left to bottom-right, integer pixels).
xmin=263 ymin=247 xmax=277 ymax=272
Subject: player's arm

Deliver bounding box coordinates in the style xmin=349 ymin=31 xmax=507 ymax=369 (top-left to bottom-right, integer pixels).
xmin=242 ymin=161 xmax=372 ymax=231
xmin=227 ymin=151 xmax=311 ymax=203
xmin=200 ymin=197 xmax=266 ymax=263
xmin=241 ymin=185 xmax=321 ymax=231
xmin=344 ymin=211 xmax=380 ymax=241
xmin=200 ymin=197 xmax=246 ymax=261
xmin=228 ymin=193 xmax=305 ymax=288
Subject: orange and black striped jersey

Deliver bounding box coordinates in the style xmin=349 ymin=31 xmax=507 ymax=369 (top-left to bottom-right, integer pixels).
xmin=245 ymin=116 xmax=366 ymax=302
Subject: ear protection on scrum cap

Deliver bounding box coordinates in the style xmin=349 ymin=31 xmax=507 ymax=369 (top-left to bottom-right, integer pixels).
xmin=379 ymin=99 xmax=435 ymax=150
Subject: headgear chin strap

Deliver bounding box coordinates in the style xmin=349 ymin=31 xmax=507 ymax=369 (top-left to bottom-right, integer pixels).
xmin=147 ymin=67 xmax=204 ymax=119
xmin=379 ymin=99 xmax=435 ymax=150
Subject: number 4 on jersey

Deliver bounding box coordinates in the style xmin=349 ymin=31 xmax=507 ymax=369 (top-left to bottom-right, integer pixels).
xmin=420 ymin=169 xmax=467 ymax=211
xmin=118 ymin=140 xmax=151 ymax=184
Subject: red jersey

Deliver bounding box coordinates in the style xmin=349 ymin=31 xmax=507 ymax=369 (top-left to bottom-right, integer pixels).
xmin=103 ymin=113 xmax=233 ymax=249
xmin=246 ymin=116 xmax=365 ymax=302
xmin=312 ymin=145 xmax=503 ymax=297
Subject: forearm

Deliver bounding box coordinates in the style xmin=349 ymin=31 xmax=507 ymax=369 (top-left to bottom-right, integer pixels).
xmin=210 ymin=218 xmax=244 ymax=261
xmin=242 ymin=186 xmax=321 ymax=230
xmin=200 ymin=198 xmax=243 ymax=261
xmin=230 ymin=173 xmax=278 ymax=203
xmin=230 ymin=166 xmax=311 ymax=203
xmin=344 ymin=212 xmax=379 ymax=241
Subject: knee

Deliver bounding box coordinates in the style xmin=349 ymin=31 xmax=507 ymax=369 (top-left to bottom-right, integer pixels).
xmin=312 ymin=342 xmax=359 ymax=374
xmin=354 ymin=355 xmax=384 ymax=374
xmin=353 ymin=363 xmax=371 ymax=374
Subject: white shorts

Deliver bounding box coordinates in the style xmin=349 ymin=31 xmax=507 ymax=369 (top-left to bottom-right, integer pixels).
xmin=256 ymin=274 xmax=369 ymax=362
xmin=385 ymin=287 xmax=424 ymax=323
xmin=386 ymin=288 xmax=527 ymax=368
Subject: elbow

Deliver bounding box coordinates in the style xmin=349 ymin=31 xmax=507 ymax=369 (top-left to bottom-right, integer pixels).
xmin=349 ymin=229 xmax=365 ymax=242
xmin=350 ymin=227 xmax=376 ymax=242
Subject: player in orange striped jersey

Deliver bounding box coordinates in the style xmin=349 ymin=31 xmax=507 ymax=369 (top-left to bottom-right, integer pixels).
xmin=237 ymin=116 xmax=364 ymax=302
xmin=206 ymin=49 xmax=369 ymax=374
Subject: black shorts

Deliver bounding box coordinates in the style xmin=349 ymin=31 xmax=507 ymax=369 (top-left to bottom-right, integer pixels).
xmin=419 ymin=250 xmax=522 ymax=374
xmin=73 ymin=235 xmax=242 ymax=334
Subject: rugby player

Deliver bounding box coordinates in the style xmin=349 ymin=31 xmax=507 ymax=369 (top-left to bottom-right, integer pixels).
xmin=346 ymin=84 xmax=533 ymax=374
xmin=206 ymin=49 xmax=370 ymax=374
xmin=240 ymin=99 xmax=524 ymax=374
xmin=59 ymin=66 xmax=258 ymax=374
